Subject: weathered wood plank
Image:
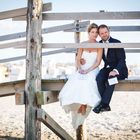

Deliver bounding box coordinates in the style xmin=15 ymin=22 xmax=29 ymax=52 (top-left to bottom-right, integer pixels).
xmin=15 ymin=91 xmax=25 ymax=105
xmin=13 ymin=11 xmax=140 ymax=21
xmin=0 ymin=48 xmax=76 ymax=63
xmin=0 ymin=3 xmax=52 ymax=20
xmin=1 ymin=42 xmax=140 ymax=49
xmin=0 ymin=48 xmax=140 ymax=63
xmin=0 ymin=24 xmax=138 ymax=42
xmin=1 ymin=78 xmax=140 ymax=98
xmin=64 ymin=27 xmax=87 ymax=32
xmin=0 ymin=55 xmax=25 ymax=63
xmin=37 ymin=109 xmax=74 ymax=140
xmin=65 ymin=25 xmax=140 ymax=32
xmin=42 ymin=78 xmax=140 ymax=92
xmin=25 ymin=0 xmax=43 ymax=140
xmin=0 ymin=136 xmax=24 ymax=140
xmin=74 ymin=20 xmax=80 ymax=43
xmin=43 ymin=11 xmax=140 ymax=20
xmin=0 ymin=40 xmax=26 ymax=49
xmin=41 ymin=79 xmax=67 ymax=91
xmin=42 ymin=43 xmax=140 ymax=49
xmin=0 ymin=80 xmax=25 ymax=97
xmin=43 ymin=20 xmax=89 ymax=34
xmin=115 ymin=79 xmax=140 ymax=91
xmin=36 ymin=91 xmax=59 ymax=105
xmin=0 ymin=21 xmax=89 ymax=41
xmin=0 ymin=32 xmax=26 ymax=42
xmin=42 ymin=3 xmax=52 ymax=12
xmin=125 ymin=49 xmax=140 ymax=53
xmin=109 ymin=26 xmax=140 ymax=32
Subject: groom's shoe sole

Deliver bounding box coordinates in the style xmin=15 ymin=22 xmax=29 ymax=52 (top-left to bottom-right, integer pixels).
xmin=92 ymin=104 xmax=103 ymax=114
xmin=93 ymin=105 xmax=111 ymax=114
xmin=100 ymin=106 xmax=111 ymax=112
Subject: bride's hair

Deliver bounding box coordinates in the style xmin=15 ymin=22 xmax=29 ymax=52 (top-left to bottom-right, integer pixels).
xmin=87 ymin=23 xmax=98 ymax=33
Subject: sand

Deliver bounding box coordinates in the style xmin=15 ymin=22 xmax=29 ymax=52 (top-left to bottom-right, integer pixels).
xmin=0 ymin=91 xmax=140 ymax=140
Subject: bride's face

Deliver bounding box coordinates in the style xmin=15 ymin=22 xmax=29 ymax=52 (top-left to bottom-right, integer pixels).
xmin=88 ymin=28 xmax=98 ymax=41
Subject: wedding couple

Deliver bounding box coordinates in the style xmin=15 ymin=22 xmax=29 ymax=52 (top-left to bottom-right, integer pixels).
xmin=59 ymin=23 xmax=128 ymax=129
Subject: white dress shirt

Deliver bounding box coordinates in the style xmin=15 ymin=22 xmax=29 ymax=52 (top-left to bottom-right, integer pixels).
xmin=103 ymin=40 xmax=109 ymax=57
xmin=103 ymin=40 xmax=119 ymax=74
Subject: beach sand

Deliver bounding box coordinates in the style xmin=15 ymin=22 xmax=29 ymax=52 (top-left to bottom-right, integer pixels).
xmin=0 ymin=91 xmax=140 ymax=140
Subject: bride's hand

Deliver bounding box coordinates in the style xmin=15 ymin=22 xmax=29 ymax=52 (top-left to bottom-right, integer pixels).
xmin=78 ymin=69 xmax=84 ymax=74
xmin=79 ymin=69 xmax=88 ymax=74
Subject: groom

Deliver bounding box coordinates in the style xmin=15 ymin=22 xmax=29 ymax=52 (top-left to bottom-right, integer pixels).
xmin=93 ymin=24 xmax=128 ymax=114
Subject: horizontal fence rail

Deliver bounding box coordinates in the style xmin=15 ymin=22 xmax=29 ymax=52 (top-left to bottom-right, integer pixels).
xmin=0 ymin=48 xmax=76 ymax=63
xmin=109 ymin=26 xmax=140 ymax=32
xmin=13 ymin=11 xmax=140 ymax=21
xmin=65 ymin=25 xmax=140 ymax=32
xmin=0 ymin=40 xmax=26 ymax=49
xmin=0 ymin=21 xmax=90 ymax=41
xmin=0 ymin=42 xmax=140 ymax=62
xmin=42 ymin=43 xmax=140 ymax=49
xmin=1 ymin=78 xmax=140 ymax=97
xmin=1 ymin=25 xmax=140 ymax=42
xmin=0 ymin=48 xmax=140 ymax=63
xmin=0 ymin=42 xmax=140 ymax=49
xmin=0 ymin=3 xmax=52 ymax=20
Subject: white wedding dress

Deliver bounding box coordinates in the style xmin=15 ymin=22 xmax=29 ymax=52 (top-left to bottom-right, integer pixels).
xmin=59 ymin=51 xmax=101 ymax=129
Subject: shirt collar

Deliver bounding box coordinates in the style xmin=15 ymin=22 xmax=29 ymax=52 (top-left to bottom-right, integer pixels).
xmin=103 ymin=36 xmax=110 ymax=43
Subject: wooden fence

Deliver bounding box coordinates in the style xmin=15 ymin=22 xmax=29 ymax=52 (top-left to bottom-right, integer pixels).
xmin=0 ymin=0 xmax=140 ymax=140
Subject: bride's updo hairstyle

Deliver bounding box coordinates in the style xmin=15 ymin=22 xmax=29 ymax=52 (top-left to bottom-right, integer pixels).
xmin=87 ymin=23 xmax=98 ymax=33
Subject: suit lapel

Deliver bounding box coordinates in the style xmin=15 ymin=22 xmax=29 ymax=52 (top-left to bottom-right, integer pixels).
xmin=106 ymin=48 xmax=110 ymax=58
xmin=101 ymin=39 xmax=111 ymax=60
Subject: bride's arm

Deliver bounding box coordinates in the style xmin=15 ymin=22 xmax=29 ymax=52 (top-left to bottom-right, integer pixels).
xmin=76 ymin=48 xmax=83 ymax=71
xmin=85 ymin=48 xmax=103 ymax=73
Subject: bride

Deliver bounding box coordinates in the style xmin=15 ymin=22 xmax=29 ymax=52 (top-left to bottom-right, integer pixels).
xmin=59 ymin=23 xmax=103 ymax=129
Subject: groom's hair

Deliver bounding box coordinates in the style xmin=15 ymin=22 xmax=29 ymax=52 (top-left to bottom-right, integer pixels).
xmin=98 ymin=24 xmax=110 ymax=32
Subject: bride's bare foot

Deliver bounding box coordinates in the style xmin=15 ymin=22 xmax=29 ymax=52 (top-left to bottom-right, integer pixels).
xmin=78 ymin=105 xmax=87 ymax=115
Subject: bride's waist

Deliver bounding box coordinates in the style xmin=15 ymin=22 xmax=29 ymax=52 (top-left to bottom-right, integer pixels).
xmin=81 ymin=65 xmax=99 ymax=72
xmin=81 ymin=63 xmax=95 ymax=69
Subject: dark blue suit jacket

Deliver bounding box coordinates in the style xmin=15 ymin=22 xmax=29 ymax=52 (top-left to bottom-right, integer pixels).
xmin=100 ymin=37 xmax=128 ymax=79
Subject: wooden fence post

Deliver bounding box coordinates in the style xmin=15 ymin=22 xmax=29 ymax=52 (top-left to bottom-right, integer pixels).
xmin=74 ymin=20 xmax=80 ymax=43
xmin=25 ymin=0 xmax=42 ymax=140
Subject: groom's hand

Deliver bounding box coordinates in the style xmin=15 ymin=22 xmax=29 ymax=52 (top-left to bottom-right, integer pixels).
xmin=80 ymin=58 xmax=86 ymax=65
xmin=109 ymin=70 xmax=119 ymax=77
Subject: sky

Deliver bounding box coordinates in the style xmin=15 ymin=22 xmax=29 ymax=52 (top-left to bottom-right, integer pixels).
xmin=0 ymin=0 xmax=140 ymax=65
xmin=1 ymin=0 xmax=140 ymax=12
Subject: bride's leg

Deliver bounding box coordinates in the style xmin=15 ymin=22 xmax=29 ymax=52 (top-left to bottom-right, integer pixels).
xmin=78 ymin=104 xmax=87 ymax=115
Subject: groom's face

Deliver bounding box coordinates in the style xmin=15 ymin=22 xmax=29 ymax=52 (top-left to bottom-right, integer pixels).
xmin=99 ymin=27 xmax=110 ymax=41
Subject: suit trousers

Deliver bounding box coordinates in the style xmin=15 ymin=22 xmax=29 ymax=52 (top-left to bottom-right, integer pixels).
xmin=96 ymin=67 xmax=121 ymax=105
